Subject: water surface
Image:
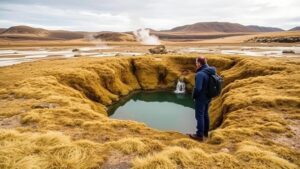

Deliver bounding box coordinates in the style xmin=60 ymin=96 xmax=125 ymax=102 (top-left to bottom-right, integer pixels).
xmin=109 ymin=91 xmax=196 ymax=134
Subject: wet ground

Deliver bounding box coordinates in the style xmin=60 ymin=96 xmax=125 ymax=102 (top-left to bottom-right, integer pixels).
xmin=0 ymin=46 xmax=144 ymax=67
xmin=0 ymin=45 xmax=299 ymax=67
xmin=179 ymin=46 xmax=300 ymax=57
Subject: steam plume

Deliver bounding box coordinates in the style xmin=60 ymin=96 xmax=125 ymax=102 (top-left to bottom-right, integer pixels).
xmin=134 ymin=28 xmax=161 ymax=45
xmin=84 ymin=33 xmax=109 ymax=48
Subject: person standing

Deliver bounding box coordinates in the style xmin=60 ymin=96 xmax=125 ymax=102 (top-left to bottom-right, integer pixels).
xmin=189 ymin=57 xmax=217 ymax=141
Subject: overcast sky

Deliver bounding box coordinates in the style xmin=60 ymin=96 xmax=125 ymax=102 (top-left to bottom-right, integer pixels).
xmin=0 ymin=0 xmax=299 ymax=31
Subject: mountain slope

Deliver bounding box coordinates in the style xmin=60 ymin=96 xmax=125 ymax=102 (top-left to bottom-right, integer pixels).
xmin=1 ymin=25 xmax=89 ymax=40
xmin=0 ymin=25 xmax=136 ymax=41
xmin=168 ymin=22 xmax=254 ymax=32
xmin=246 ymin=25 xmax=283 ymax=32
xmin=289 ymin=26 xmax=300 ymax=31
xmin=93 ymin=32 xmax=135 ymax=41
xmin=0 ymin=28 xmax=6 ymax=34
xmin=167 ymin=22 xmax=283 ymax=33
xmin=2 ymin=25 xmax=50 ymax=37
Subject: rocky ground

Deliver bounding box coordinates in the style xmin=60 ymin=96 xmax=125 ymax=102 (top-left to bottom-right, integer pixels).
xmin=0 ymin=54 xmax=299 ymax=168
xmin=246 ymin=36 xmax=300 ymax=43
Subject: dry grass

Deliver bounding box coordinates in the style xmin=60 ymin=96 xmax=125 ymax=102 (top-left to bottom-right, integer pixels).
xmin=0 ymin=129 xmax=107 ymax=169
xmin=0 ymin=53 xmax=299 ymax=168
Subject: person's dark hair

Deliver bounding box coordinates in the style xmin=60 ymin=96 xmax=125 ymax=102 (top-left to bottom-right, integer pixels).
xmin=196 ymin=57 xmax=207 ymax=65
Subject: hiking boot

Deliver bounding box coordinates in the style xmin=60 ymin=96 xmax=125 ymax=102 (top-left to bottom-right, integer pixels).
xmin=188 ymin=134 xmax=204 ymax=142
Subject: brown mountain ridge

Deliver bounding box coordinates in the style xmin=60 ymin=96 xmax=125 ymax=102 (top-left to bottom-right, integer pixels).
xmin=167 ymin=22 xmax=283 ymax=33
xmin=0 ymin=22 xmax=291 ymax=42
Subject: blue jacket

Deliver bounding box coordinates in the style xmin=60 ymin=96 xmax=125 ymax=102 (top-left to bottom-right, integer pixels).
xmin=193 ymin=64 xmax=216 ymax=103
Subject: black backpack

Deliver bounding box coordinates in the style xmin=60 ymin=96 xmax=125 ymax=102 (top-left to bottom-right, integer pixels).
xmin=205 ymin=73 xmax=223 ymax=98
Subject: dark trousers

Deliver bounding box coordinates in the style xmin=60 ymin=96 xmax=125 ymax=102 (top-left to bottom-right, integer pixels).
xmin=195 ymin=100 xmax=210 ymax=137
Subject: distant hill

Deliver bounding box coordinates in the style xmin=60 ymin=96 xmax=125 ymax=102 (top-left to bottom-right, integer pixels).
xmin=0 ymin=25 xmax=86 ymax=40
xmin=93 ymin=32 xmax=135 ymax=41
xmin=49 ymin=30 xmax=86 ymax=40
xmin=0 ymin=28 xmax=6 ymax=34
xmin=289 ymin=27 xmax=300 ymax=31
xmin=2 ymin=25 xmax=50 ymax=37
xmin=246 ymin=25 xmax=283 ymax=32
xmin=0 ymin=25 xmax=137 ymax=41
xmin=167 ymin=22 xmax=283 ymax=33
xmin=0 ymin=23 xmax=289 ymax=42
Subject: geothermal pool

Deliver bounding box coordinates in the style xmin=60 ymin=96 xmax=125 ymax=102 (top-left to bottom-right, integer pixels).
xmin=109 ymin=91 xmax=196 ymax=134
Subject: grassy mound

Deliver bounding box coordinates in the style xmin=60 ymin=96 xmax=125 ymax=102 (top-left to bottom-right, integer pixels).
xmin=0 ymin=54 xmax=299 ymax=168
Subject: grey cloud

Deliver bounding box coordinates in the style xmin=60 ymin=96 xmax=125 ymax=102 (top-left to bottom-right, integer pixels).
xmin=0 ymin=0 xmax=299 ymax=31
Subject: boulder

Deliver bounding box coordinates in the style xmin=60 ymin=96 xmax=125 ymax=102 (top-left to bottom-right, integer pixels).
xmin=282 ymin=50 xmax=295 ymax=54
xmin=149 ymin=45 xmax=168 ymax=54
xmin=72 ymin=48 xmax=80 ymax=52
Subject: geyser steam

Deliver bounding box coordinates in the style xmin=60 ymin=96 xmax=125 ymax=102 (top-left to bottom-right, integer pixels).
xmin=134 ymin=28 xmax=161 ymax=45
xmin=84 ymin=33 xmax=110 ymax=49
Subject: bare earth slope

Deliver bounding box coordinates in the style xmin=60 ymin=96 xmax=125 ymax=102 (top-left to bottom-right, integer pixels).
xmin=2 ymin=25 xmax=50 ymax=36
xmin=0 ymin=54 xmax=299 ymax=168
xmin=246 ymin=25 xmax=283 ymax=32
xmin=0 ymin=25 xmax=86 ymax=40
xmin=289 ymin=27 xmax=300 ymax=31
xmin=0 ymin=28 xmax=7 ymax=34
xmin=167 ymin=22 xmax=283 ymax=33
xmin=0 ymin=25 xmax=135 ymax=41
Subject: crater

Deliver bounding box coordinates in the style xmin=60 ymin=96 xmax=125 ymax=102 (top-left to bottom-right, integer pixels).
xmin=1 ymin=54 xmax=299 ymax=169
